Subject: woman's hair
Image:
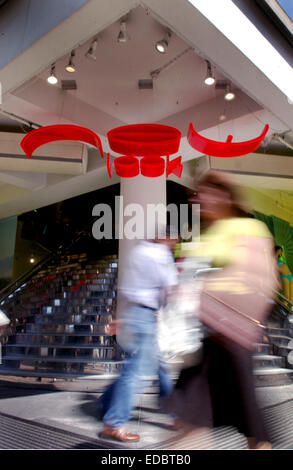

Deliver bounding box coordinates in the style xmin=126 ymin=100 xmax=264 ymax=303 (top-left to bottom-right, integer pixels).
xmin=196 ymin=170 xmax=252 ymax=218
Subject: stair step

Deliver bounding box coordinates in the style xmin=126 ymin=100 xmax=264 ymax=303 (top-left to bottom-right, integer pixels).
xmin=5 ymin=343 xmax=113 ymax=349
xmin=254 ymin=343 xmax=274 ymax=354
xmin=2 ymin=354 xmax=118 ymax=363
xmin=253 ymin=354 xmax=285 ymax=368
xmin=266 ymin=327 xmax=290 ymax=335
xmin=268 ymin=335 xmax=292 ymax=346
xmin=254 ymin=367 xmax=293 ymax=386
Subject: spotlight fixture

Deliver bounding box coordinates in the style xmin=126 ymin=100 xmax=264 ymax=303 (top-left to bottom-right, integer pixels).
xmin=30 ymin=256 xmax=35 ymax=264
xmin=65 ymin=50 xmax=76 ymax=73
xmin=117 ymin=20 xmax=130 ymax=43
xmin=155 ymin=30 xmax=171 ymax=54
xmin=47 ymin=64 xmax=58 ymax=85
xmin=224 ymin=84 xmax=235 ymax=101
xmin=204 ymin=60 xmax=215 ymax=86
xmin=85 ymin=38 xmax=98 ymax=60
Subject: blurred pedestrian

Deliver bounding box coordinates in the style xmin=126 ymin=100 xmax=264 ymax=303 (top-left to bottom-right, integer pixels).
xmin=164 ymin=171 xmax=277 ymax=450
xmin=99 ymin=226 xmax=178 ymax=442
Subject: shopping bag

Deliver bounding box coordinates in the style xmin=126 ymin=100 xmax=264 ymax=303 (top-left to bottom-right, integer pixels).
xmin=0 ymin=309 xmax=10 ymax=328
xmin=158 ymin=257 xmax=212 ymax=367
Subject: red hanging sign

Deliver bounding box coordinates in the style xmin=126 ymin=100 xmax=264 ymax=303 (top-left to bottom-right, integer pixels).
xmin=187 ymin=123 xmax=269 ymax=157
xmin=20 ymin=122 xmax=269 ymax=178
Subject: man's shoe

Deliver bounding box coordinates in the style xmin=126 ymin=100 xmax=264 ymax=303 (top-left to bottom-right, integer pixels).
xmin=100 ymin=426 xmax=140 ymax=442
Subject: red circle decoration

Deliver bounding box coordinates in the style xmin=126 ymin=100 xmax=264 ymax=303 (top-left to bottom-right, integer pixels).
xmin=140 ymin=156 xmax=165 ymax=177
xmin=107 ymin=123 xmax=181 ymax=156
xmin=114 ymin=156 xmax=139 ymax=177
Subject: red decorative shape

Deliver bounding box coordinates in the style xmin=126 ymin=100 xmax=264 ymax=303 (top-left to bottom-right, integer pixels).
xmin=187 ymin=123 xmax=269 ymax=157
xmin=107 ymin=152 xmax=112 ymax=178
xmin=107 ymin=124 xmax=181 ymax=156
xmin=20 ymin=124 xmax=104 ymax=159
xmin=114 ymin=156 xmax=140 ymax=177
xmin=140 ymin=156 xmax=165 ymax=177
xmin=166 ymin=156 xmax=183 ymax=178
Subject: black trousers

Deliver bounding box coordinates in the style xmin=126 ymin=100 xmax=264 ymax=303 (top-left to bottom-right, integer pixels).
xmin=165 ymin=335 xmax=269 ymax=443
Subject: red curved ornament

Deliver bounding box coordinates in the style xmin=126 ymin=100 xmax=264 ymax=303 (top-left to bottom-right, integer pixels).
xmin=20 ymin=124 xmax=104 ymax=159
xmin=187 ymin=123 xmax=269 ymax=157
xmin=107 ymin=124 xmax=181 ymax=156
xmin=114 ymin=156 xmax=139 ymax=178
xmin=166 ymin=156 xmax=183 ymax=178
xmin=107 ymin=152 xmax=112 ymax=178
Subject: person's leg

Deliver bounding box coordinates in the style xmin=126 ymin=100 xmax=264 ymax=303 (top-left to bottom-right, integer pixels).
xmin=101 ymin=306 xmax=157 ymax=440
xmin=99 ymin=381 xmax=116 ymax=419
xmin=158 ymin=360 xmax=174 ymax=399
xmin=102 ymin=332 xmax=148 ymax=429
xmin=218 ymin=337 xmax=271 ymax=448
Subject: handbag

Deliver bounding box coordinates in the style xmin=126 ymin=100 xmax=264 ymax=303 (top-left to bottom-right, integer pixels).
xmin=198 ymin=235 xmax=277 ymax=350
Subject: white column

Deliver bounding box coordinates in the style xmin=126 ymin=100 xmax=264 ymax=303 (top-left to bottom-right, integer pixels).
xmin=116 ymin=175 xmax=166 ymax=317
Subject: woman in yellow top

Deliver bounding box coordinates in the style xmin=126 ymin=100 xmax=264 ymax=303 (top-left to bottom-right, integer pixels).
xmin=165 ymin=171 xmax=276 ymax=450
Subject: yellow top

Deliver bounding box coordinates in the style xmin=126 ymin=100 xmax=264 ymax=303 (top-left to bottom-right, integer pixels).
xmin=187 ymin=217 xmax=273 ymax=267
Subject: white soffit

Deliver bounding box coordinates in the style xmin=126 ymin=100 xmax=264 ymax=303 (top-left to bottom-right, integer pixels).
xmin=0 ymin=132 xmax=88 ymax=175
xmin=187 ymin=0 xmax=293 ymax=103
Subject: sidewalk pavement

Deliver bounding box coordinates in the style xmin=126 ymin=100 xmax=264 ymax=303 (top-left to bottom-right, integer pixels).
xmin=0 ymin=376 xmax=293 ymax=450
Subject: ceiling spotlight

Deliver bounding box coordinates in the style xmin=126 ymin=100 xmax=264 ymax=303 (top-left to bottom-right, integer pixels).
xmin=204 ymin=60 xmax=215 ymax=86
xmin=219 ymin=114 xmax=226 ymax=121
xmin=85 ymin=38 xmax=98 ymax=60
xmin=47 ymin=64 xmax=58 ymax=85
xmin=30 ymin=256 xmax=35 ymax=264
xmin=155 ymin=30 xmax=171 ymax=54
xmin=224 ymin=84 xmax=235 ymax=100
xmin=117 ymin=20 xmax=130 ymax=43
xmin=65 ymin=50 xmax=76 ymax=73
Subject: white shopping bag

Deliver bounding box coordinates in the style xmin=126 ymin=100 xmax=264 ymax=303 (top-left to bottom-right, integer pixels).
xmin=0 ymin=309 xmax=10 ymax=328
xmin=158 ymin=257 xmax=212 ymax=367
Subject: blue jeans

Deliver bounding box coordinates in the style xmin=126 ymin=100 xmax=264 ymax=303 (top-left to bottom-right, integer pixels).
xmin=100 ymin=304 xmax=173 ymax=428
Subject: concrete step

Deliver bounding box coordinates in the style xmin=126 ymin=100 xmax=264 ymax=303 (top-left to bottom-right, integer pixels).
xmin=254 ymin=367 xmax=293 ymax=386
xmin=268 ymin=334 xmax=292 ymax=346
xmin=254 ymin=343 xmax=274 ymax=354
xmin=253 ymin=354 xmax=286 ymax=368
xmin=266 ymin=327 xmax=290 ymax=336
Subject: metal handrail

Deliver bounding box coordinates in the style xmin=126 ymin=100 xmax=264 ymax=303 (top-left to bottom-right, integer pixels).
xmin=273 ymin=289 xmax=293 ymax=309
xmin=0 ymin=252 xmax=55 ymax=303
xmin=0 ymin=229 xmax=89 ymax=304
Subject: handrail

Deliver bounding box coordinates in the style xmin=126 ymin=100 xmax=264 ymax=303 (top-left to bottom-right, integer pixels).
xmin=0 ymin=251 xmax=55 ymax=303
xmin=273 ymin=289 xmax=293 ymax=309
xmin=0 ymin=229 xmax=89 ymax=304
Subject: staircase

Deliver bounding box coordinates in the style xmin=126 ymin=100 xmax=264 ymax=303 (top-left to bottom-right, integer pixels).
xmin=1 ymin=251 xmax=293 ymax=387
xmin=0 ymin=252 xmax=123 ymax=379
xmin=253 ymin=301 xmax=293 ymax=386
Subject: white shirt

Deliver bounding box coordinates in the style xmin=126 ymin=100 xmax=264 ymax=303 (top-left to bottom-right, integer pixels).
xmin=119 ymin=241 xmax=178 ymax=310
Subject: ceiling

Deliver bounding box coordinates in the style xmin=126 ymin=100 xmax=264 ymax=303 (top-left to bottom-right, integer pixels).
xmin=6 ymin=3 xmax=260 ymax=135
xmin=0 ymin=0 xmax=292 ymax=220
xmin=36 ymin=5 xmax=231 ymax=124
